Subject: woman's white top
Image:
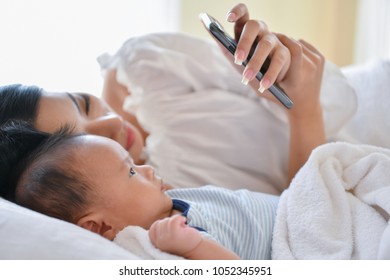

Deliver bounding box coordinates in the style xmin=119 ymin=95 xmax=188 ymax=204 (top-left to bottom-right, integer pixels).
xmin=98 ymin=33 xmax=356 ymax=195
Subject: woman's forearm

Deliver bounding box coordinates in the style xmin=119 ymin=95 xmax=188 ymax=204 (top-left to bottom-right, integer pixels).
xmin=287 ymin=105 xmax=326 ymax=183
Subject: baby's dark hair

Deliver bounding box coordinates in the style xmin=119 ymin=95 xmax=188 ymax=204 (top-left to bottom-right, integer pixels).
xmin=16 ymin=130 xmax=95 ymax=224
xmin=2 ymin=122 xmax=95 ymax=223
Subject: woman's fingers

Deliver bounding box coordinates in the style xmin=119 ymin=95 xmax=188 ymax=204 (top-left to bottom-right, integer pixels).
xmin=242 ymin=32 xmax=288 ymax=89
xmin=275 ymin=34 xmax=324 ymax=84
xmin=298 ymin=39 xmax=325 ymax=67
xmin=235 ymin=20 xmax=269 ymax=65
xmin=239 ymin=30 xmax=290 ymax=92
xmin=272 ymin=33 xmax=325 ymax=114
xmin=226 ymin=3 xmax=291 ymax=94
xmin=275 ymin=33 xmax=304 ymax=81
xmin=226 ymin=3 xmax=250 ymax=39
xmin=260 ymin=44 xmax=290 ymax=90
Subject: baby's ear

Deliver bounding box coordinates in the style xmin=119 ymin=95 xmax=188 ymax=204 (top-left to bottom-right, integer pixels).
xmin=77 ymin=215 xmax=116 ymax=240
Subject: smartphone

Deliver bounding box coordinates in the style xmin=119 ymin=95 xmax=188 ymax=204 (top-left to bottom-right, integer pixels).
xmin=199 ymin=13 xmax=293 ymax=109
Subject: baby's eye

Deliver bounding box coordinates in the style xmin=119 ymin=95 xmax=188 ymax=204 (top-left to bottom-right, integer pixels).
xmin=129 ymin=167 xmax=136 ymax=177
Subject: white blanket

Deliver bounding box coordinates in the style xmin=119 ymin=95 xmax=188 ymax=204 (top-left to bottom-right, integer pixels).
xmin=114 ymin=226 xmax=184 ymax=260
xmin=272 ymin=142 xmax=390 ymax=259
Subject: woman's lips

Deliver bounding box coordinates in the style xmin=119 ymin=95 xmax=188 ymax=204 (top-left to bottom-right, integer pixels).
xmin=126 ymin=126 xmax=136 ymax=151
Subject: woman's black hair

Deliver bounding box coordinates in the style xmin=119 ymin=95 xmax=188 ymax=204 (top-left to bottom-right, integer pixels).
xmin=0 ymin=84 xmax=43 ymax=200
xmin=0 ymin=121 xmax=49 ymax=201
xmin=0 ymin=84 xmax=42 ymax=126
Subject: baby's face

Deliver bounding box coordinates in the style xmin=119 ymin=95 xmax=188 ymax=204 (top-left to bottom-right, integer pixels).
xmin=77 ymin=135 xmax=173 ymax=234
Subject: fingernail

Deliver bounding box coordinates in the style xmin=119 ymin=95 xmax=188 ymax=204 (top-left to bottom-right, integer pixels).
xmin=226 ymin=12 xmax=236 ymax=22
xmin=234 ymin=49 xmax=245 ymax=65
xmin=258 ymin=79 xmax=270 ymax=93
xmin=241 ymin=69 xmax=254 ymax=85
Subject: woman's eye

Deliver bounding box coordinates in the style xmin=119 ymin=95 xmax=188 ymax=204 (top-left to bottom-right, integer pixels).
xmin=77 ymin=93 xmax=90 ymax=116
xmin=81 ymin=94 xmax=90 ymax=115
xmin=129 ymin=167 xmax=136 ymax=177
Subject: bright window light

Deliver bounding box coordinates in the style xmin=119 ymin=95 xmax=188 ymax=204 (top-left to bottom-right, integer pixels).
xmin=354 ymin=0 xmax=390 ymax=63
xmin=0 ymin=0 xmax=180 ymax=96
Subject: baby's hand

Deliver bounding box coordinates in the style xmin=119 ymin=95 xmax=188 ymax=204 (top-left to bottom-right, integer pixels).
xmin=149 ymin=215 xmax=202 ymax=257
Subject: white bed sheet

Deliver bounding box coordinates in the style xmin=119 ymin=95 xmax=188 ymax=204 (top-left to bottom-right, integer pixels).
xmin=0 ymin=197 xmax=138 ymax=259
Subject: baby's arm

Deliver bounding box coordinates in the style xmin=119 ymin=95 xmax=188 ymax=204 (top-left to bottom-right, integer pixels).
xmin=149 ymin=215 xmax=239 ymax=260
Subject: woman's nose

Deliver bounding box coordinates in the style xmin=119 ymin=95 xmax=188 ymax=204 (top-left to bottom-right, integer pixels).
xmin=84 ymin=113 xmax=123 ymax=140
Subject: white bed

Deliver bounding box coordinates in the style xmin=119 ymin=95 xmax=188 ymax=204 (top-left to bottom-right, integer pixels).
xmin=1 ymin=54 xmax=389 ymax=259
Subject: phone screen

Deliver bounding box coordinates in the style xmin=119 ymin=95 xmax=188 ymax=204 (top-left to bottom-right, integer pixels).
xmin=199 ymin=13 xmax=293 ymax=109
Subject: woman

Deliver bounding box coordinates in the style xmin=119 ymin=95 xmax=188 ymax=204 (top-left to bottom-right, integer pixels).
xmin=0 ymin=4 xmax=348 ymax=196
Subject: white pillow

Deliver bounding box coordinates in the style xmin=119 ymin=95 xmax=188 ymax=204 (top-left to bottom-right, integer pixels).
xmin=0 ymin=198 xmax=139 ymax=259
xmin=340 ymin=59 xmax=390 ymax=148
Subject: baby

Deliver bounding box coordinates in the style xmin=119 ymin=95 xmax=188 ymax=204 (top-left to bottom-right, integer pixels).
xmin=13 ymin=127 xmax=279 ymax=259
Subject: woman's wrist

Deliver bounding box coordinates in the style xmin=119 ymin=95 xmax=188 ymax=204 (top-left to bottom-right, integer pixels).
xmin=287 ymin=102 xmax=325 ymax=182
xmin=287 ymin=101 xmax=323 ymax=123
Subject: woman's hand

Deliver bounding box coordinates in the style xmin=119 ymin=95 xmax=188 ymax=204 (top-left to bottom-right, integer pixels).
xmin=227 ymin=4 xmax=325 ymax=116
xmin=275 ymin=34 xmax=325 ymax=118
xmin=226 ymin=3 xmax=290 ymax=94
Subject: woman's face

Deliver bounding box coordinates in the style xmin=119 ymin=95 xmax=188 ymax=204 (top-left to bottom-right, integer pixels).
xmin=34 ymin=90 xmax=145 ymax=164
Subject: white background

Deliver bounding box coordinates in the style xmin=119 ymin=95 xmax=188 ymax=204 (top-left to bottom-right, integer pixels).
xmin=0 ymin=0 xmax=180 ymax=96
xmin=1 ymin=260 xmax=388 ymax=280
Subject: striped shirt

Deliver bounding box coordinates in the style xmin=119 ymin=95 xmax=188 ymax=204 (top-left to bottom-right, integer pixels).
xmin=166 ymin=185 xmax=279 ymax=259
